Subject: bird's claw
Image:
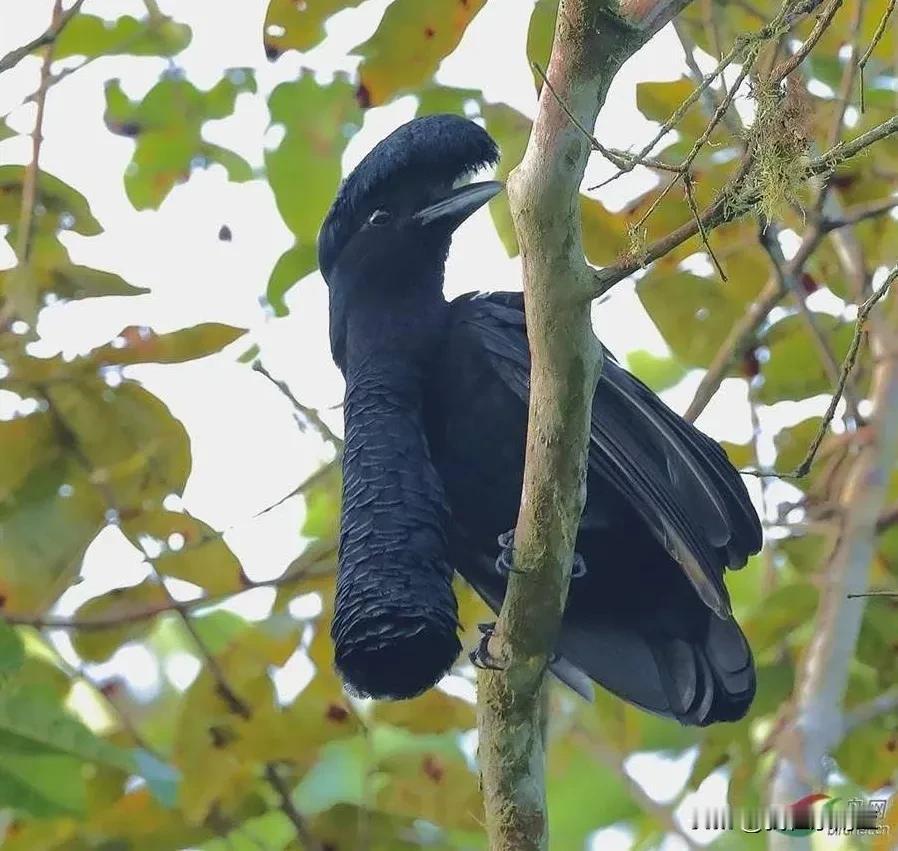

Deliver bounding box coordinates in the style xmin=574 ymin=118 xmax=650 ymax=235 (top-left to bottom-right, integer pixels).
xmin=495 ymin=529 xmax=524 ymax=575
xmin=469 ymin=622 xmax=504 ymax=671
xmin=496 ymin=529 xmax=587 ymax=579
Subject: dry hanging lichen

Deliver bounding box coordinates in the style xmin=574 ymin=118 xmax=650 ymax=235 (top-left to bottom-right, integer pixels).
xmin=745 ymin=76 xmax=812 ymax=221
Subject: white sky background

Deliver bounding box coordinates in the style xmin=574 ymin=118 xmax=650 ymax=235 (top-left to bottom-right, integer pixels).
xmin=0 ymin=2 xmax=851 ymax=849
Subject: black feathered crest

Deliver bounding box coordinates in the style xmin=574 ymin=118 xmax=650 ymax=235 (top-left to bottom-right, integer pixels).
xmin=318 ymin=114 xmax=499 ymax=280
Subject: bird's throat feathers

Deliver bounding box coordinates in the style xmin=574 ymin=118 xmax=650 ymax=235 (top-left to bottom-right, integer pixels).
xmin=328 ymin=267 xmax=449 ymax=375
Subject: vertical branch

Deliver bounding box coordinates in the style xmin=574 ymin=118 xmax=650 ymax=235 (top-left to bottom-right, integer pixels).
xmin=476 ymin=1 xmax=693 ymax=848
xmin=16 ymin=0 xmax=64 ymax=265
xmin=768 ymin=284 xmax=898 ymax=849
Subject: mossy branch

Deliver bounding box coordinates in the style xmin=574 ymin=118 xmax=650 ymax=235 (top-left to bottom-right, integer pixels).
xmin=476 ymin=0 xmax=696 ymax=848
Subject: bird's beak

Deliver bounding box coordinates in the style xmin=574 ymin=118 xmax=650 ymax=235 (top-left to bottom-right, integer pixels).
xmin=413 ymin=180 xmax=504 ymax=229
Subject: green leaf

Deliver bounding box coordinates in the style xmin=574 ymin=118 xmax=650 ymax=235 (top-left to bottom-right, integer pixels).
xmin=369 ymin=726 xmax=483 ymax=831
xmin=0 ymin=750 xmax=86 ymax=817
xmin=581 ymin=195 xmax=631 ymax=266
xmin=263 ymin=0 xmax=362 ymax=57
xmin=0 ymin=457 xmax=105 ymax=614
xmin=266 ymin=243 xmax=317 ymax=316
xmin=758 ymin=313 xmax=854 ymax=403
xmin=92 ymin=323 xmax=246 ymax=366
xmin=744 ymin=583 xmax=819 ymax=653
xmin=354 ymin=0 xmax=488 ymax=106
xmin=0 ymin=166 xmax=101 ymax=236
xmin=0 ymin=412 xmax=57 ymax=505
xmin=637 ymin=270 xmax=746 ymax=368
xmin=548 ymin=739 xmax=640 ymax=844
xmin=416 ymin=84 xmax=482 ymax=117
xmin=0 ymin=622 xmax=25 ymax=677
xmin=104 ymin=72 xmax=256 ymax=210
xmin=526 ymin=0 xmax=558 ymax=88
xmin=625 ymin=349 xmax=689 ymax=393
xmin=294 ymin=737 xmax=370 ymax=815
xmin=0 ymin=687 xmax=134 ymax=772
xmin=70 ymin=580 xmax=170 ymax=663
xmin=636 ymin=78 xmax=731 ymax=153
xmin=773 ymin=416 xmax=824 ymax=472
xmin=370 ymin=688 xmax=475 ymax=734
xmin=54 ymin=14 xmax=191 ymax=59
xmin=265 ymin=73 xmax=361 ymax=308
xmin=719 ymin=440 xmax=754 ymax=469
xmin=482 ymin=103 xmax=531 ymax=255
xmin=45 ymin=378 xmax=191 ymax=512
xmin=122 ymin=509 xmax=246 ymax=596
xmin=301 ymin=461 xmax=342 ymax=540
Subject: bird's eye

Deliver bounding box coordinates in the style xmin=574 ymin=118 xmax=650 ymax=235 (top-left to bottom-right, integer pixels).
xmin=368 ymin=209 xmax=391 ymax=226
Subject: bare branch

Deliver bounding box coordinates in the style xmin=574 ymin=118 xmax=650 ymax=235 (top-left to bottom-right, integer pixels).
xmin=0 ymin=0 xmax=85 ymax=75
xmin=821 ymin=196 xmax=898 ymax=232
xmin=476 ymin=0 xmax=697 ymax=846
xmin=264 ymin=764 xmax=322 ymax=851
xmin=857 ymin=0 xmax=896 ymax=111
xmin=0 ymin=550 xmax=330 ymax=632
xmin=252 ymin=360 xmax=342 ymax=447
xmin=768 ymin=278 xmax=898 ymax=843
xmin=771 ymin=0 xmax=844 ymax=82
xmin=571 ymin=728 xmax=700 ymax=850
xmin=684 ymin=172 xmax=727 ymax=280
xmin=758 ymin=222 xmax=862 ymax=421
xmin=744 ymin=267 xmax=895 ymax=479
xmin=684 ymin=278 xmax=784 ymax=422
xmin=592 ymin=115 xmax=898 ymax=298
xmin=15 ymin=0 xmax=65 ymax=265
xmin=842 ymin=688 xmax=898 ymax=734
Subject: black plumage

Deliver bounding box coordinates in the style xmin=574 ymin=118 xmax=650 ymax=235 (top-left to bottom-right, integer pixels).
xmin=318 ymin=114 xmax=762 ymax=725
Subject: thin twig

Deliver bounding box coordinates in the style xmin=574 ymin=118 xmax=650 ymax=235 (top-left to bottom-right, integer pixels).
xmin=683 ymin=277 xmax=785 ymax=421
xmin=821 ymin=0 xmax=865 ymax=159
xmin=264 ymin=764 xmax=323 ymax=851
xmin=590 ymin=0 xmax=824 ymax=192
xmin=674 ymin=20 xmax=743 ymax=133
xmin=0 ymin=0 xmax=85 ymax=75
xmin=42 ymin=639 xmax=158 ymax=755
xmin=149 ymin=575 xmax=322 ymax=848
xmin=0 ymin=546 xmax=333 ymax=631
xmin=571 ymin=728 xmax=700 ymax=850
xmin=252 ymin=361 xmax=342 ymax=447
xmin=771 ymin=0 xmax=844 ymax=82
xmin=746 ymin=266 xmax=896 ymax=479
xmin=842 ymin=689 xmax=898 ymax=732
xmin=857 ymin=0 xmax=896 ymax=111
xmin=846 ymin=589 xmax=898 ymax=597
xmin=593 ymin=115 xmax=898 ymax=297
xmin=531 ymin=62 xmax=679 ymax=172
xmin=15 ymin=0 xmax=65 ymax=265
xmin=684 ymin=172 xmax=727 ymax=280
xmin=758 ymin=222 xmax=862 ymax=421
xmin=820 ymin=196 xmax=898 ymax=232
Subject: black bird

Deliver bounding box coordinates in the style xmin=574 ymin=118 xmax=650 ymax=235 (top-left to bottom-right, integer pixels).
xmin=318 ymin=114 xmax=762 ymax=726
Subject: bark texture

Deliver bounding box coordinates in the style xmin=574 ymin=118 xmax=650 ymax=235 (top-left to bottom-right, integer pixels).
xmin=475 ymin=1 xmax=693 ymax=848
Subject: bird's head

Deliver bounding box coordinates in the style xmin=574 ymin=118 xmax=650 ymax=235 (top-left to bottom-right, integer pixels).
xmin=317 ymin=114 xmax=502 ymax=289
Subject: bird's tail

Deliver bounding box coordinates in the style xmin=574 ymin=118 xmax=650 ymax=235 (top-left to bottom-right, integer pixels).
xmin=647 ymin=615 xmax=755 ymax=726
xmin=554 ymin=615 xmax=755 ymax=726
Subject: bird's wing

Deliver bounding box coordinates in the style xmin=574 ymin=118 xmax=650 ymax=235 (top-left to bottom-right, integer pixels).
xmin=449 ymin=290 xmax=762 ymax=618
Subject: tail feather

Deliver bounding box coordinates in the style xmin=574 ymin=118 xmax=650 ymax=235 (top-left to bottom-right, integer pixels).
xmin=557 ymin=616 xmax=755 ymax=726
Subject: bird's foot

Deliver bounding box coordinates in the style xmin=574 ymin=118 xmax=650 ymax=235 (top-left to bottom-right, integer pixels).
xmin=495 ymin=529 xmax=524 ymax=575
xmin=469 ymin=622 xmax=504 ymax=671
xmin=495 ymin=529 xmax=587 ymax=579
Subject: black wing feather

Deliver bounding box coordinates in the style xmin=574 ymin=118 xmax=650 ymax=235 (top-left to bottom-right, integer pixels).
xmin=450 ymin=290 xmax=761 ymax=615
